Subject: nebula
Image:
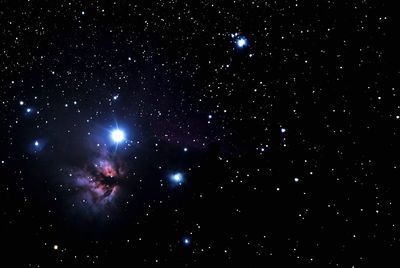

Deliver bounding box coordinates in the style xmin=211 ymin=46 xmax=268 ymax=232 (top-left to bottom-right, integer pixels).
xmin=70 ymin=148 xmax=126 ymax=211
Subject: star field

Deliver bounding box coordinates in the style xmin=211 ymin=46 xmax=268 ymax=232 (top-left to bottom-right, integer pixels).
xmin=1 ymin=1 xmax=399 ymax=267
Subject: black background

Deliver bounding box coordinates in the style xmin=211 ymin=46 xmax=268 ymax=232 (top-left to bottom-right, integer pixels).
xmin=1 ymin=0 xmax=399 ymax=266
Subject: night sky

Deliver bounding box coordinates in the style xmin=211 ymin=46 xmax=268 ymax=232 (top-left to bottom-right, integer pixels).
xmin=1 ymin=1 xmax=399 ymax=266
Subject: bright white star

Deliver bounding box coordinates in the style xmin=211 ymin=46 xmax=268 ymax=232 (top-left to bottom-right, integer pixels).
xmin=237 ymin=38 xmax=247 ymax=48
xmin=183 ymin=238 xmax=190 ymax=245
xmin=111 ymin=129 xmax=125 ymax=143
xmin=169 ymin=172 xmax=184 ymax=186
xmin=172 ymin=173 xmax=183 ymax=182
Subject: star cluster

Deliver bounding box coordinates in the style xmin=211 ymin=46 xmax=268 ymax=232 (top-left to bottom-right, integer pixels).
xmin=1 ymin=1 xmax=399 ymax=267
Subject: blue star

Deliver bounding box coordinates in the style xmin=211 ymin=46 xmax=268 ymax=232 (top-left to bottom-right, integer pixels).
xmin=31 ymin=139 xmax=45 ymax=153
xmin=172 ymin=173 xmax=183 ymax=183
xmin=183 ymin=237 xmax=191 ymax=246
xmin=233 ymin=34 xmax=249 ymax=49
xmin=111 ymin=129 xmax=125 ymax=143
xmin=237 ymin=38 xmax=247 ymax=48
xmin=169 ymin=172 xmax=184 ymax=186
